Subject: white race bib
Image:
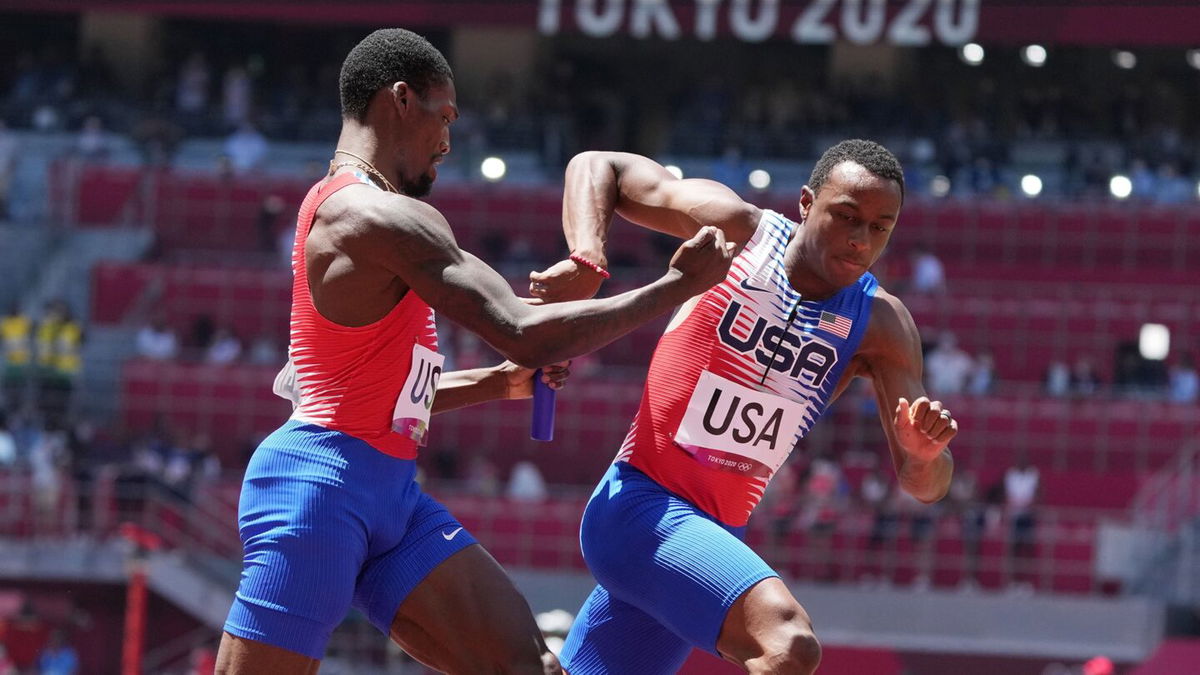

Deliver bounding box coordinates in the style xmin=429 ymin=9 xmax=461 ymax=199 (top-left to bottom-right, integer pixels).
xmin=674 ymin=371 xmax=807 ymax=477
xmin=393 ymin=343 xmax=444 ymax=444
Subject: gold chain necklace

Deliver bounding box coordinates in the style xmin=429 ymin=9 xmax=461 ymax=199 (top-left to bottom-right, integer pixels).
xmin=329 ymin=149 xmax=399 ymax=194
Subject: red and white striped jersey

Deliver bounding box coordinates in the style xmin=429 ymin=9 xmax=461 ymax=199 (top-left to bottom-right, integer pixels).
xmin=616 ymin=210 xmax=878 ymax=526
xmin=284 ymin=173 xmax=440 ymax=458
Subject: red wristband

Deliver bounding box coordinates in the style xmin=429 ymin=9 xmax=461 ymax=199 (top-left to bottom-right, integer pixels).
xmin=569 ymin=254 xmax=612 ymax=279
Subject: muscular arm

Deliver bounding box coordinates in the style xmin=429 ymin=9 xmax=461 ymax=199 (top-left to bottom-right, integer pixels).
xmin=356 ymin=196 xmax=729 ymax=368
xmin=858 ymin=290 xmax=955 ymax=503
xmin=528 ymin=151 xmax=762 ymax=303
xmin=430 ymin=367 xmax=508 ymax=415
xmin=563 ymin=151 xmax=762 ymax=266
xmin=431 ymin=362 xmax=568 ymax=415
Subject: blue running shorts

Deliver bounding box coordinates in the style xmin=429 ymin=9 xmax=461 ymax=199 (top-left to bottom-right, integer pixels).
xmin=223 ymin=420 xmax=477 ymax=659
xmin=560 ymin=462 xmax=777 ymax=674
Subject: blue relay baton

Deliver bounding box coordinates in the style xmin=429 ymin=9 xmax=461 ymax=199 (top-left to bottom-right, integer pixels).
xmin=531 ymin=369 xmax=556 ymax=441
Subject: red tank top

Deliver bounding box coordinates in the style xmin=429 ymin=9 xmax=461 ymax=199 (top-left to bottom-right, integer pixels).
xmin=286 ymin=173 xmax=440 ymax=458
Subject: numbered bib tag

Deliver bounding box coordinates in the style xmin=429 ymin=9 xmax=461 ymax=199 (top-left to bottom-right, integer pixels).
xmin=393 ymin=344 xmax=444 ymax=445
xmin=674 ymin=371 xmax=806 ymax=478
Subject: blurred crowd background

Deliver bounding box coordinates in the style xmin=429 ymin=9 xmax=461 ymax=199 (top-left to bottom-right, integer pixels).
xmin=0 ymin=3 xmax=1198 ymax=674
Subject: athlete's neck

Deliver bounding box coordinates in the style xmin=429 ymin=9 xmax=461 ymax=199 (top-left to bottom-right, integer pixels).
xmin=782 ymin=232 xmax=838 ymax=301
xmin=333 ymin=126 xmax=401 ymax=195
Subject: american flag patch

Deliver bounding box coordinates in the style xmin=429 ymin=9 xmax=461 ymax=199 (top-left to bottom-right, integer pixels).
xmin=818 ymin=311 xmax=852 ymax=339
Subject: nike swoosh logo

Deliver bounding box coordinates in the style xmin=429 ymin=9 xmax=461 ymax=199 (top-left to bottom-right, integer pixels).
xmin=442 ymin=527 xmax=464 ymax=541
xmin=739 ymin=277 xmax=773 ymax=294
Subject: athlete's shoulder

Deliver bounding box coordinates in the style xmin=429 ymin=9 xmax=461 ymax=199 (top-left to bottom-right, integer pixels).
xmin=862 ymin=286 xmax=920 ymax=355
xmin=323 ymin=187 xmax=454 ymax=246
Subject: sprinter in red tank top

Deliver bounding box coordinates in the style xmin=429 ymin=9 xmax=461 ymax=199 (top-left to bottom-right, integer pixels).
xmin=216 ymin=30 xmax=738 ymax=675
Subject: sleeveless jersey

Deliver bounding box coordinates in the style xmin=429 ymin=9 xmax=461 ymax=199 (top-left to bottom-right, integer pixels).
xmin=283 ymin=173 xmax=441 ymax=459
xmin=616 ymin=210 xmax=877 ymax=526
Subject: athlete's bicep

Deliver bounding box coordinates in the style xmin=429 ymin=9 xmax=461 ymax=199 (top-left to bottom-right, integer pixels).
xmin=619 ymin=178 xmax=759 ymax=244
xmin=362 ymin=202 xmax=532 ymax=349
xmin=599 ymin=153 xmax=759 ymax=243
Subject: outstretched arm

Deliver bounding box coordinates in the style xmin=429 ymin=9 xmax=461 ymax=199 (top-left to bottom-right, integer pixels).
xmin=531 ymin=151 xmax=762 ymax=303
xmin=356 ymin=196 xmax=736 ymax=368
xmin=431 ymin=362 xmax=570 ymax=415
xmin=860 ymin=290 xmax=955 ymax=503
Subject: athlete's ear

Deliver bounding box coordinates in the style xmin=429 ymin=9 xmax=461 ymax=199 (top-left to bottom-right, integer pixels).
xmin=391 ymin=81 xmax=410 ymax=115
xmin=798 ymin=186 xmax=815 ymax=222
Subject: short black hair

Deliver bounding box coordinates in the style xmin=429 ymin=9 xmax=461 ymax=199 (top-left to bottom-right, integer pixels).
xmin=339 ymin=29 xmax=454 ymax=121
xmin=808 ymin=139 xmax=904 ymax=202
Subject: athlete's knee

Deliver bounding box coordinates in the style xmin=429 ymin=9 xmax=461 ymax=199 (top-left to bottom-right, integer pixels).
xmin=773 ymin=628 xmax=821 ymax=675
xmin=744 ymin=605 xmax=821 ymax=674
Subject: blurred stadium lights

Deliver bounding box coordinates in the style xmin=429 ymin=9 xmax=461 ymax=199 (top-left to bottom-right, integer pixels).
xmin=480 ymin=156 xmax=507 ymax=181
xmin=1112 ymin=50 xmax=1137 ymax=69
xmin=1139 ymin=323 xmax=1170 ymax=361
xmin=1187 ymin=49 xmax=1200 ymax=70
xmin=959 ymin=43 xmax=985 ymax=65
xmin=1020 ymin=174 xmax=1043 ymax=198
xmin=1021 ymin=44 xmax=1048 ymax=67
xmin=1109 ymin=175 xmax=1132 ymax=199
xmin=929 ymin=175 xmax=951 ymax=197
xmin=748 ymin=169 xmax=771 ymax=190
xmin=664 ymin=164 xmax=683 ymax=179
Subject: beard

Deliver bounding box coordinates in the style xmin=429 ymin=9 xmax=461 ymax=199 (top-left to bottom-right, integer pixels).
xmin=400 ymin=172 xmax=435 ymax=198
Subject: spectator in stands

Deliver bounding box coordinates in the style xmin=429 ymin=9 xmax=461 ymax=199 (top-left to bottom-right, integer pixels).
xmin=1004 ymin=454 xmax=1040 ymax=588
xmin=132 ymin=103 xmax=184 ymax=166
xmin=176 ymin=52 xmax=212 ymax=131
xmin=29 ymin=420 xmax=67 ymax=532
xmin=0 ymin=412 xmax=16 ymax=467
xmin=908 ymin=242 xmax=946 ymax=295
xmin=797 ymin=454 xmax=846 ymax=582
xmin=1071 ymin=356 xmax=1102 ymax=397
xmin=759 ymin=462 xmax=802 ymax=546
xmin=925 ymin=331 xmax=973 ymax=395
xmin=135 ymin=318 xmax=179 ymax=361
xmin=861 ymin=467 xmax=896 ymax=548
xmin=246 ymin=333 xmax=281 ymax=366
xmin=256 ymin=193 xmax=288 ymax=254
xmin=1 ymin=303 xmax=32 ymax=406
xmin=34 ymin=629 xmax=79 ymax=675
xmin=0 ymin=121 xmax=16 ymax=220
xmin=1114 ymin=340 xmax=1168 ymax=397
xmin=222 ymin=64 xmax=254 ymax=127
xmin=1169 ymin=352 xmax=1198 ymax=404
xmin=204 ymin=327 xmax=242 ymax=365
xmin=506 ymin=459 xmax=549 ymax=503
xmin=1044 ymin=359 xmax=1071 ymax=397
xmin=949 ymin=469 xmax=984 ymax=589
xmin=187 ymin=314 xmax=215 ymax=357
xmin=33 ymin=301 xmax=81 ymax=423
xmin=1154 ymin=162 xmax=1193 ymax=204
xmin=73 ymin=115 xmax=112 ymax=161
xmin=223 ymin=121 xmax=268 ymax=174
xmin=1129 ymin=158 xmax=1158 ymax=200
xmin=967 ymin=350 xmax=995 ymax=396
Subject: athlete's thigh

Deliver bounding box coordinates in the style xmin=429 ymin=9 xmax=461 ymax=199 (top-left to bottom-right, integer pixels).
xmin=223 ymin=433 xmax=371 ymax=660
xmin=580 ymin=464 xmax=778 ymax=655
xmin=387 ymin=543 xmax=555 ymax=673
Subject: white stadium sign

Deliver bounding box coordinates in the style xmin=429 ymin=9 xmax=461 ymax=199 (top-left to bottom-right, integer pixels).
xmin=538 ymin=0 xmax=981 ymax=46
